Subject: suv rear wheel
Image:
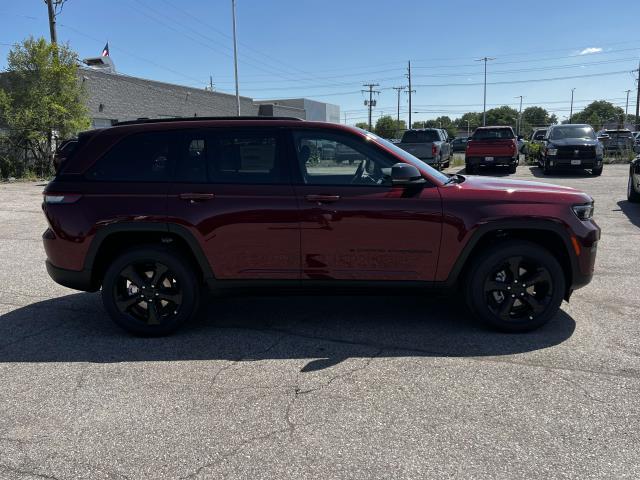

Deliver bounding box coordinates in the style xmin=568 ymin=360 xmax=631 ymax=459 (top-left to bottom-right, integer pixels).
xmin=102 ymin=245 xmax=201 ymax=336
xmin=465 ymin=241 xmax=565 ymax=332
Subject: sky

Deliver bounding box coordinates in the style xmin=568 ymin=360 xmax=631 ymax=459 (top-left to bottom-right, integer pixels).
xmin=1 ymin=0 xmax=639 ymax=125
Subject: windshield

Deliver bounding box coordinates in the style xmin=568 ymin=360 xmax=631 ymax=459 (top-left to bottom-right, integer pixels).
xmin=472 ymin=128 xmax=514 ymax=140
xmin=358 ymin=129 xmax=450 ymax=184
xmin=401 ymin=130 xmax=439 ymax=143
xmin=550 ymin=126 xmax=596 ymax=140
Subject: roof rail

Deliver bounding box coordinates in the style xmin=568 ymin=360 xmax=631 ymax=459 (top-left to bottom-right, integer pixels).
xmin=113 ymin=116 xmax=303 ymax=126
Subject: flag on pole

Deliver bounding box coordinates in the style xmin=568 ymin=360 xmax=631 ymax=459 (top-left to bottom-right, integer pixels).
xmin=101 ymin=43 xmax=109 ymax=57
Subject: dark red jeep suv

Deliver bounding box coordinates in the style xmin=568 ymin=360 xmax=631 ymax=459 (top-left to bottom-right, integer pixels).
xmin=43 ymin=117 xmax=600 ymax=335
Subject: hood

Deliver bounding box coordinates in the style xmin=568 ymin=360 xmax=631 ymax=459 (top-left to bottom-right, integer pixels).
xmin=458 ymin=175 xmax=592 ymax=203
xmin=547 ymin=138 xmax=599 ymax=147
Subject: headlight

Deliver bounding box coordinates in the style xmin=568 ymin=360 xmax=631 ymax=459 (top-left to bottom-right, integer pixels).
xmin=572 ymin=203 xmax=594 ymax=221
xmin=547 ymin=146 xmax=558 ymax=155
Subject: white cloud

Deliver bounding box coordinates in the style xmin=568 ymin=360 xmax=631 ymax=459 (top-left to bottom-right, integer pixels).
xmin=578 ymin=47 xmax=603 ymax=55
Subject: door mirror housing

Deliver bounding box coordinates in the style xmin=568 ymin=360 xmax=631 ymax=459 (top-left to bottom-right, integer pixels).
xmin=391 ymin=163 xmax=424 ymax=185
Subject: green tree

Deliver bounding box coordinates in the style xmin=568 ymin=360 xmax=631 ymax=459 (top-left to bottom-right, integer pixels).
xmin=520 ymin=106 xmax=557 ymax=137
xmin=485 ymin=105 xmax=519 ymax=128
xmin=374 ymin=115 xmax=406 ymax=139
xmin=456 ymin=112 xmax=482 ymax=136
xmin=0 ymin=37 xmax=90 ymax=177
xmin=354 ymin=121 xmax=370 ymax=131
xmin=570 ymin=100 xmax=625 ymax=130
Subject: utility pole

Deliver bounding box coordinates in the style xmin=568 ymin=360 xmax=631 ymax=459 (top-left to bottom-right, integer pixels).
xmin=515 ymin=95 xmax=523 ymax=136
xmin=569 ymin=88 xmax=576 ymax=124
xmin=45 ymin=0 xmax=57 ymax=44
xmin=231 ymin=0 xmax=241 ymax=116
xmin=343 ymin=112 xmax=347 ymax=125
xmin=392 ymin=86 xmax=406 ymax=138
xmin=635 ymin=60 xmax=640 ymax=131
xmin=476 ymin=57 xmax=495 ymax=126
xmin=405 ymin=61 xmax=416 ymax=129
xmin=624 ymin=89 xmax=631 ymax=127
xmin=466 ymin=120 xmax=470 ymax=137
xmin=362 ymin=83 xmax=380 ymax=131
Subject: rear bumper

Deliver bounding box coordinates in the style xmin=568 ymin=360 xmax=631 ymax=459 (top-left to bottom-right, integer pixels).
xmin=465 ymin=156 xmax=517 ymax=166
xmin=46 ymin=261 xmax=97 ymax=292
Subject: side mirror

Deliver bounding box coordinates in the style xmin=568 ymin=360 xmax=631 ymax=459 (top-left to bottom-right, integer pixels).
xmin=391 ymin=163 xmax=423 ymax=185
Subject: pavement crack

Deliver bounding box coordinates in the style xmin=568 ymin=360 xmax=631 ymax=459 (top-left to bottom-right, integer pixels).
xmin=0 ymin=462 xmax=62 ymax=480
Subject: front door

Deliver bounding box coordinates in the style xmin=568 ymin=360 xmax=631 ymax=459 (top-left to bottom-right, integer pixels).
xmin=290 ymin=129 xmax=442 ymax=282
xmin=167 ymin=128 xmax=299 ymax=280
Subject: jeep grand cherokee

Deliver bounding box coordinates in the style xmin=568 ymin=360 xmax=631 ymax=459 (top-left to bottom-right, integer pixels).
xmin=43 ymin=117 xmax=600 ymax=335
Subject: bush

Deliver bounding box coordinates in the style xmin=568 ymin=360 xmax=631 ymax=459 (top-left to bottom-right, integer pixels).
xmin=524 ymin=143 xmax=542 ymax=164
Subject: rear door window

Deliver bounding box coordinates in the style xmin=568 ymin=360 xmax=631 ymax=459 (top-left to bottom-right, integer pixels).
xmin=174 ymin=130 xmax=289 ymax=185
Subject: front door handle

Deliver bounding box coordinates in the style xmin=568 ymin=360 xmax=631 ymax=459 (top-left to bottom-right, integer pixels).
xmin=305 ymin=194 xmax=340 ymax=203
xmin=179 ymin=193 xmax=215 ymax=202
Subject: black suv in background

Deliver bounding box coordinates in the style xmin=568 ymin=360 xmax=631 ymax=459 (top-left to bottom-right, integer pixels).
xmin=539 ymin=124 xmax=603 ymax=176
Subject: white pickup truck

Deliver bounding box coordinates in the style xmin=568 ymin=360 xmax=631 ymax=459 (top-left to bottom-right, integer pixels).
xmin=396 ymin=128 xmax=452 ymax=170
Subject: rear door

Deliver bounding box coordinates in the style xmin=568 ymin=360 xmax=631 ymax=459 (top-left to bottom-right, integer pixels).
xmin=167 ymin=128 xmax=299 ymax=280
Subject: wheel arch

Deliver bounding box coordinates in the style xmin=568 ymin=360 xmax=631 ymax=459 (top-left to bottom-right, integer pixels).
xmin=445 ymin=220 xmax=576 ymax=300
xmin=85 ymin=223 xmax=214 ymax=288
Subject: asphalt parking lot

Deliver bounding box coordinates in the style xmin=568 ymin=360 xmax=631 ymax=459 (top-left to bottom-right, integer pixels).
xmin=0 ymin=165 xmax=639 ymax=479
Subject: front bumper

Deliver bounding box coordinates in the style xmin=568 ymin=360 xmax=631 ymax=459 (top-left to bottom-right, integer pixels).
xmin=46 ymin=261 xmax=98 ymax=292
xmin=547 ymin=157 xmax=602 ymax=169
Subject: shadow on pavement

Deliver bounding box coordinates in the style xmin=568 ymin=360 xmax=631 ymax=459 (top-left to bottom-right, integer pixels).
xmin=616 ymin=200 xmax=640 ymax=228
xmin=528 ymin=166 xmax=593 ymax=179
xmin=0 ymin=293 xmax=576 ymax=370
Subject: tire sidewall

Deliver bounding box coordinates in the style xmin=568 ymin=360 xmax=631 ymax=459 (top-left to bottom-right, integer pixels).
xmin=466 ymin=241 xmax=565 ymax=332
xmin=101 ymin=246 xmax=200 ymax=336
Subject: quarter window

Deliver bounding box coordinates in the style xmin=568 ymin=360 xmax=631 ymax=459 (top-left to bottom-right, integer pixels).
xmin=86 ymin=132 xmax=172 ymax=182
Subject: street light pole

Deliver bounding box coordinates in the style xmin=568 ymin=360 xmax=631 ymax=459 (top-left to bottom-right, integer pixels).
xmin=231 ymin=0 xmax=240 ymax=116
xmin=476 ymin=57 xmax=495 ymax=126
xmin=624 ymin=89 xmax=631 ymax=127
xmin=569 ymin=88 xmax=575 ymax=124
xmin=515 ymin=95 xmax=523 ymax=136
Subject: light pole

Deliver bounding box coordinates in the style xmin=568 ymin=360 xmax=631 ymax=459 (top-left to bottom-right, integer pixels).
xmin=515 ymin=95 xmax=523 ymax=136
xmin=476 ymin=57 xmax=495 ymax=126
xmin=466 ymin=120 xmax=470 ymax=137
xmin=569 ymin=88 xmax=575 ymax=124
xmin=624 ymin=89 xmax=631 ymax=127
xmin=231 ymin=0 xmax=240 ymax=116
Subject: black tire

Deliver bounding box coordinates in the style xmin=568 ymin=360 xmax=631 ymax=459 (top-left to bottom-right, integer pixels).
xmin=101 ymin=245 xmax=201 ymax=336
xmin=542 ymin=159 xmax=552 ymax=175
xmin=465 ymin=241 xmax=565 ymax=332
xmin=628 ymin=169 xmax=640 ymax=202
xmin=592 ymin=166 xmax=603 ymax=176
xmin=508 ymin=163 xmax=517 ymax=174
xmin=466 ymin=164 xmax=477 ymax=174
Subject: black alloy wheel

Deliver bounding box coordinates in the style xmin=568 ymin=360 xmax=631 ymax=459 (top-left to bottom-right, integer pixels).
xmin=466 ymin=241 xmax=565 ymax=332
xmin=483 ymin=256 xmax=553 ymax=324
xmin=114 ymin=261 xmax=183 ymax=326
xmin=102 ymin=246 xmax=200 ymax=336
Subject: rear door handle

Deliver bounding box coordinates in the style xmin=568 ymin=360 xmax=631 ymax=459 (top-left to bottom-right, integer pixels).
xmin=305 ymin=194 xmax=340 ymax=203
xmin=179 ymin=193 xmax=215 ymax=202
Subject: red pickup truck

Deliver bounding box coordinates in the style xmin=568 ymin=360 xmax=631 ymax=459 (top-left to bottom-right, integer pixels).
xmin=465 ymin=126 xmax=520 ymax=174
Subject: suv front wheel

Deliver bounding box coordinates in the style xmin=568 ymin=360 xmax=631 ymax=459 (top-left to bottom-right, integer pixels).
xmin=465 ymin=241 xmax=565 ymax=332
xmin=102 ymin=245 xmax=201 ymax=336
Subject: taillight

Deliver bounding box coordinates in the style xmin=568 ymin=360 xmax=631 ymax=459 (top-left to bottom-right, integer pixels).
xmin=43 ymin=193 xmax=82 ymax=204
xmin=432 ymin=144 xmax=438 ymax=156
